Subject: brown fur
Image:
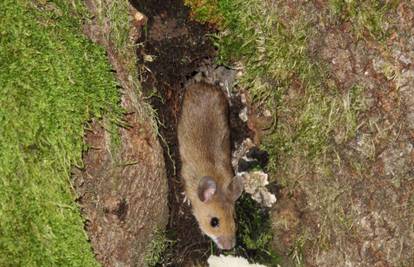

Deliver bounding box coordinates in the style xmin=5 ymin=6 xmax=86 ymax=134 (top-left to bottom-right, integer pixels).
xmin=177 ymin=82 xmax=243 ymax=250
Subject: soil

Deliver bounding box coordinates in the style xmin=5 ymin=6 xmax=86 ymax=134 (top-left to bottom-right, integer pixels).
xmin=130 ymin=0 xmax=217 ymax=265
xmin=130 ymin=0 xmax=254 ymax=265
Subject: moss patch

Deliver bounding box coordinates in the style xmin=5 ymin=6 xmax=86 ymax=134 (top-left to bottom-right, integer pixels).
xmin=328 ymin=0 xmax=400 ymax=40
xmin=0 ymin=0 xmax=121 ymax=265
xmin=144 ymin=229 xmax=175 ymax=267
xmin=234 ymin=195 xmax=280 ymax=265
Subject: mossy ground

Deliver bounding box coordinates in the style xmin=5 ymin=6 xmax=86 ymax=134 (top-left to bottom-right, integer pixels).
xmin=0 ymin=0 xmax=122 ymax=265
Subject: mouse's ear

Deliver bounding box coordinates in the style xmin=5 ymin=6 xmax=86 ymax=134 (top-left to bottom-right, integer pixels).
xmin=198 ymin=176 xmax=217 ymax=203
xmin=227 ymin=175 xmax=244 ymax=202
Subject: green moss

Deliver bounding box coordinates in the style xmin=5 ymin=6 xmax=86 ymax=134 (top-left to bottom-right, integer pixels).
xmin=184 ymin=0 xmax=222 ymax=24
xmin=0 ymin=0 xmax=122 ymax=265
xmin=94 ymin=0 xmax=130 ymax=55
xmin=328 ymin=0 xmax=400 ymax=40
xmin=234 ymin=195 xmax=280 ymax=265
xmin=144 ymin=229 xmax=175 ymax=267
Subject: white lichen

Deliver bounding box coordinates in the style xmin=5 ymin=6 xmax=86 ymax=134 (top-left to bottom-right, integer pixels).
xmin=231 ymin=138 xmax=255 ymax=170
xmin=238 ymin=171 xmax=276 ymax=208
xmin=239 ymin=106 xmax=248 ymax=122
xmin=208 ymin=255 xmax=269 ymax=267
xmin=232 ymin=138 xmax=277 ymax=208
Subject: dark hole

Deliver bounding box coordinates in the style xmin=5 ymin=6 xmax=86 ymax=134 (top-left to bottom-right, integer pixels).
xmin=115 ymin=199 xmax=128 ymax=221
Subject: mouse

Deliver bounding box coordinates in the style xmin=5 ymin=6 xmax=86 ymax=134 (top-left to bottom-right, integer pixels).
xmin=177 ymin=82 xmax=243 ymax=250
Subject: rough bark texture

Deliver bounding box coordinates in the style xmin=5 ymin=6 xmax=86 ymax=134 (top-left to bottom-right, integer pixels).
xmin=73 ymin=1 xmax=169 ymax=266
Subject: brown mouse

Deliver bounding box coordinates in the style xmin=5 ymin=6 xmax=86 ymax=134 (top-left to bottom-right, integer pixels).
xmin=177 ymin=82 xmax=243 ymax=250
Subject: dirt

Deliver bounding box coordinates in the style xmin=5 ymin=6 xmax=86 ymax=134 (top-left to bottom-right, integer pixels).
xmin=73 ymin=1 xmax=169 ymax=266
xmin=130 ymin=0 xmax=257 ymax=265
xmin=131 ymin=0 xmax=217 ymax=265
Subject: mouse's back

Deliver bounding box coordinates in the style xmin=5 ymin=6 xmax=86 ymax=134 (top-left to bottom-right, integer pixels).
xmin=177 ymin=82 xmax=243 ymax=250
xmin=178 ymin=82 xmax=232 ymax=179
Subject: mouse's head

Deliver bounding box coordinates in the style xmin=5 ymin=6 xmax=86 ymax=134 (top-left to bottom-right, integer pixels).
xmin=192 ymin=176 xmax=243 ymax=250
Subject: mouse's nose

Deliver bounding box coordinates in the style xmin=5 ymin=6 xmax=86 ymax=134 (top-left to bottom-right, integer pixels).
xmin=216 ymin=236 xmax=236 ymax=250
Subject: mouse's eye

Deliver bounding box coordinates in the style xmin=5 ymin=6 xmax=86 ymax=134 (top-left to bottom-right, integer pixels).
xmin=210 ymin=217 xmax=219 ymax=228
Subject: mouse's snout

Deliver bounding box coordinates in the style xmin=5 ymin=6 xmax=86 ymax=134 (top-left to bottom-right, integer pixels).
xmin=216 ymin=235 xmax=236 ymax=250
